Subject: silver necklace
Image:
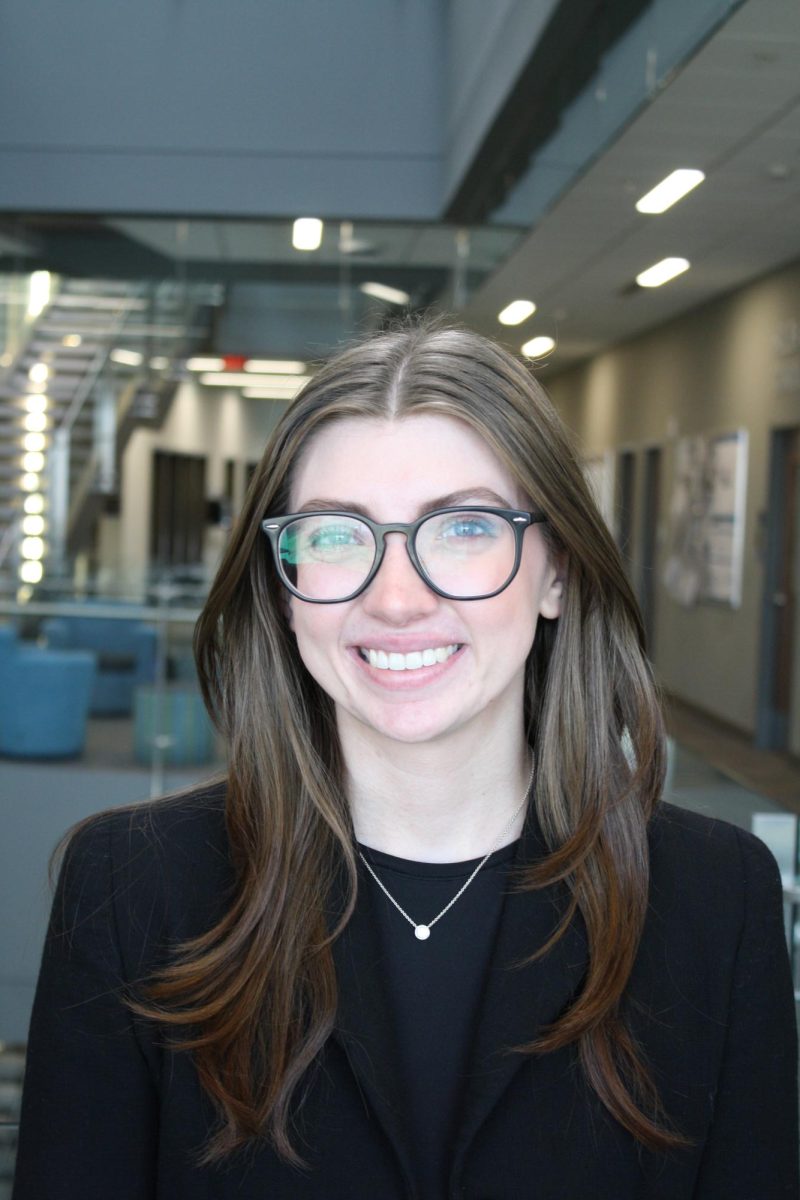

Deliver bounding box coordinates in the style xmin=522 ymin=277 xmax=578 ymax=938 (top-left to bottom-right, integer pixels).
xmin=357 ymin=761 xmax=534 ymax=941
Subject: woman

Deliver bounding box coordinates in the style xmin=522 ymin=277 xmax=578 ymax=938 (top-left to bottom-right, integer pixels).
xmin=13 ymin=323 xmax=798 ymax=1199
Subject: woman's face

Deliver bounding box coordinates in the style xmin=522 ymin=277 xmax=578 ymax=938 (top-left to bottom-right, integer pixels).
xmin=286 ymin=414 xmax=563 ymax=749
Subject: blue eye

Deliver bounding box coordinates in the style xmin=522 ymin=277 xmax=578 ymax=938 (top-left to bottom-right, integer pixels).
xmin=309 ymin=525 xmax=360 ymax=549
xmin=439 ymin=516 xmax=497 ymax=540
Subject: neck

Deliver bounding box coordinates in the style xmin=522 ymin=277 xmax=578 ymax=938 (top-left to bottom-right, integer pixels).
xmin=341 ymin=721 xmax=533 ymax=863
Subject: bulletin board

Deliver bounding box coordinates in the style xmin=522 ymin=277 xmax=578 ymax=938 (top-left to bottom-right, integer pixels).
xmin=662 ymin=429 xmax=748 ymax=607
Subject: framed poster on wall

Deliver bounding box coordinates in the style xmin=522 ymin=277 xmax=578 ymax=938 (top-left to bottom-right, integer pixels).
xmin=663 ymin=429 xmax=748 ymax=607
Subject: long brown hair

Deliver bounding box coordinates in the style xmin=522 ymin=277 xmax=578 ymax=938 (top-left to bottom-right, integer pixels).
xmin=133 ymin=321 xmax=679 ymax=1163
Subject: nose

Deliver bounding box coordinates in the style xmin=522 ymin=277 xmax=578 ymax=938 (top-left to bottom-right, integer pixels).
xmin=359 ymin=532 xmax=439 ymax=622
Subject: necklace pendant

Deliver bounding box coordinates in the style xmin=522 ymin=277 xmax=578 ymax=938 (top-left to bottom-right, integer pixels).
xmin=414 ymin=924 xmax=431 ymax=941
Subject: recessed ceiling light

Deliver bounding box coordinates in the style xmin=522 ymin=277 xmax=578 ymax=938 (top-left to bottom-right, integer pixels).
xmin=498 ymin=300 xmax=536 ymax=326
xmin=62 ymin=334 xmax=82 ymax=348
xmin=110 ymin=348 xmax=144 ymax=367
xmin=521 ymin=336 xmax=556 ymax=359
xmin=635 ymin=257 xmax=690 ymax=288
xmin=244 ymin=359 xmax=307 ymax=374
xmin=293 ymin=218 xmax=323 ymax=251
xmin=359 ymin=281 xmax=411 ymax=305
xmin=186 ymin=356 xmax=225 ymax=371
xmin=635 ymin=169 xmax=704 ymax=214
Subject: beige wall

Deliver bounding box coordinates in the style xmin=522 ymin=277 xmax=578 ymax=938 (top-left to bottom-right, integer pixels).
xmin=545 ymin=258 xmax=800 ymax=743
xmin=100 ymin=384 xmax=287 ymax=593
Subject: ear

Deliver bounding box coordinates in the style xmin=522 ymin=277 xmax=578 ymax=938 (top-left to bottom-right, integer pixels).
xmin=538 ymin=553 xmax=566 ymax=620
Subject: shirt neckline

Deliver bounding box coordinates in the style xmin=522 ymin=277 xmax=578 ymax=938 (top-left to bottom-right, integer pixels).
xmin=357 ymin=837 xmax=521 ymax=879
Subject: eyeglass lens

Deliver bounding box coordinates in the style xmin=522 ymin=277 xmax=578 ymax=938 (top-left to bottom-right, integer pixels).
xmin=278 ymin=511 xmax=517 ymax=600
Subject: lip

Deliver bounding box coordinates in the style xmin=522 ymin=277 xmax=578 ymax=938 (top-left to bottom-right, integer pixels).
xmin=348 ymin=643 xmax=466 ymax=689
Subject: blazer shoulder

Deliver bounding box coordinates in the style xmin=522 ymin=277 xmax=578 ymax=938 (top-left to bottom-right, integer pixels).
xmin=646 ymin=801 xmax=784 ymax=933
xmin=650 ymin=800 xmax=780 ymax=872
xmin=54 ymin=780 xmax=232 ymax=953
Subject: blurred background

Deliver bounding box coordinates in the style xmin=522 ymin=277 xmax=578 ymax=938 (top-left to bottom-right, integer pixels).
xmin=1 ymin=0 xmax=799 ymax=1186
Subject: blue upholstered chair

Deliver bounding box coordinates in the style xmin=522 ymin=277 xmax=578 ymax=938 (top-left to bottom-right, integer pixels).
xmin=43 ymin=611 xmax=157 ymax=716
xmin=0 ymin=647 xmax=96 ymax=758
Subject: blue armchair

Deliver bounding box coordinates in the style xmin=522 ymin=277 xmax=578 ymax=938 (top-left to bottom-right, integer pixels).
xmin=0 ymin=647 xmax=96 ymax=758
xmin=43 ymin=612 xmax=157 ymax=716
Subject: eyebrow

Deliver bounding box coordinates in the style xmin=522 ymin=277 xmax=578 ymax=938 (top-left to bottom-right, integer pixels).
xmin=295 ymin=488 xmax=516 ymax=517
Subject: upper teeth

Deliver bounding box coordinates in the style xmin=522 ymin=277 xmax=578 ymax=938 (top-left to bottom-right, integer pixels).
xmin=362 ymin=645 xmax=459 ymax=671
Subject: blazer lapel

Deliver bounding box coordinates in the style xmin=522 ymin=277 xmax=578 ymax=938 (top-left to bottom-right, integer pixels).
xmin=329 ymin=864 xmax=419 ymax=1194
xmin=451 ymin=811 xmax=588 ymax=1174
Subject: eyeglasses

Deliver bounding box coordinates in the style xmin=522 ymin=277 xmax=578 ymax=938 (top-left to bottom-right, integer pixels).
xmin=261 ymin=506 xmax=547 ymax=603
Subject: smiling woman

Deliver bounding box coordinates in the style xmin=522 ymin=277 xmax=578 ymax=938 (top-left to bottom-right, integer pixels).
xmin=13 ymin=322 xmax=798 ymax=1200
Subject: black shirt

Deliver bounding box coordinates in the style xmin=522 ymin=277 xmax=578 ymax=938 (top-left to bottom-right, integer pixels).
xmin=357 ymin=839 xmax=519 ymax=1200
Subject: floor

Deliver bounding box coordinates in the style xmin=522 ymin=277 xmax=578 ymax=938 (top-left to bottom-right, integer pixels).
xmin=665 ymin=695 xmax=800 ymax=814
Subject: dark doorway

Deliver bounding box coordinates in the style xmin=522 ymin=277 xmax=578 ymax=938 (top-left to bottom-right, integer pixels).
xmin=757 ymin=426 xmax=800 ymax=750
xmin=616 ymin=450 xmax=636 ymax=578
xmin=151 ymin=451 xmax=207 ymax=567
xmin=639 ymin=447 xmax=662 ymax=656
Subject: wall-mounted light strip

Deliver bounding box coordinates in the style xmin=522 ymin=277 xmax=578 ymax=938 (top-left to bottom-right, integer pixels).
xmin=635 ymin=257 xmax=690 ymax=288
xmin=635 ymin=169 xmax=704 ymax=214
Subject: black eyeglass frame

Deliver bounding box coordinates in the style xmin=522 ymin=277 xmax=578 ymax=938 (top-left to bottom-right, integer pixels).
xmin=260 ymin=506 xmax=548 ymax=603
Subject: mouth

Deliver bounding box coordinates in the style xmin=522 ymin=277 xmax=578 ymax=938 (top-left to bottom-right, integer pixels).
xmin=356 ymin=644 xmax=463 ymax=672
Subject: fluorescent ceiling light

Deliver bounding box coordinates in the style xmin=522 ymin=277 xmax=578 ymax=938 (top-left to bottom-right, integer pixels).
xmin=149 ymin=356 xmax=170 ymax=370
xmin=521 ymin=336 xmax=556 ymax=359
xmin=360 ymin=281 xmax=411 ymax=306
xmin=243 ymin=382 xmax=308 ymax=400
xmin=293 ymin=218 xmax=323 ymax=251
xmin=199 ymin=372 xmax=310 ymax=389
xmin=498 ymin=300 xmax=536 ymax=326
xmin=62 ymin=334 xmax=82 ymax=348
xmin=186 ymin=356 xmax=225 ymax=371
xmin=27 ymin=271 xmax=51 ymax=318
xmin=110 ymin=348 xmax=144 ymax=366
xmin=244 ymin=359 xmax=307 ymax=374
xmin=635 ymin=169 xmax=705 ymax=214
xmin=635 ymin=257 xmax=690 ymax=288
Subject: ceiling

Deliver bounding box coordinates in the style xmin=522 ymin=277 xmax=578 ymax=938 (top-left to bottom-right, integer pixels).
xmin=464 ymin=0 xmax=800 ymax=368
xmin=0 ymin=0 xmax=798 ymax=375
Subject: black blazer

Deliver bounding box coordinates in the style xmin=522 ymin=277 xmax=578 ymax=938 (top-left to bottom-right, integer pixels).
xmin=13 ymin=785 xmax=799 ymax=1199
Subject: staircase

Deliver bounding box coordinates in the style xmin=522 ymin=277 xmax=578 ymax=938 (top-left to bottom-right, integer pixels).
xmin=0 ymin=278 xmax=214 ymax=595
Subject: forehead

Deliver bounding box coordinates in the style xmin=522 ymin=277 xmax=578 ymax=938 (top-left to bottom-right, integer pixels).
xmin=289 ymin=414 xmax=523 ymax=512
